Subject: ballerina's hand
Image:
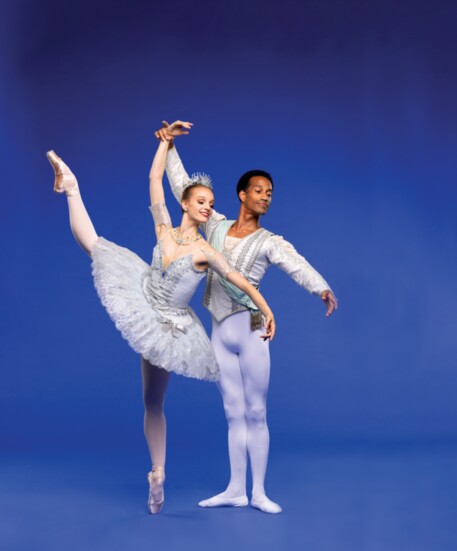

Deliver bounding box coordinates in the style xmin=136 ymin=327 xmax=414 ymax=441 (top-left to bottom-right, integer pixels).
xmin=261 ymin=314 xmax=276 ymax=341
xmin=154 ymin=120 xmax=193 ymax=141
xmin=321 ymin=290 xmax=338 ymax=317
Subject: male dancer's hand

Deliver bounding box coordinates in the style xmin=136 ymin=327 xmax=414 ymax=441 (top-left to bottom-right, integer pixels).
xmin=321 ymin=290 xmax=338 ymax=317
xmin=261 ymin=314 xmax=276 ymax=341
xmin=154 ymin=120 xmax=193 ymax=142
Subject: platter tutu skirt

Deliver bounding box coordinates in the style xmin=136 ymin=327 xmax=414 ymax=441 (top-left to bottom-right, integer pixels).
xmin=91 ymin=237 xmax=219 ymax=381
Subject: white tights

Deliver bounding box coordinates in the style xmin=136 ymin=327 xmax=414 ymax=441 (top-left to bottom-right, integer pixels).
xmin=209 ymin=311 xmax=279 ymax=509
xmin=65 ymin=194 xmax=98 ymax=257
xmin=141 ymin=358 xmax=170 ymax=468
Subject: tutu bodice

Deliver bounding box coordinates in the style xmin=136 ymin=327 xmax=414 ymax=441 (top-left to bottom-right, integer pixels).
xmin=144 ymin=240 xmax=205 ymax=311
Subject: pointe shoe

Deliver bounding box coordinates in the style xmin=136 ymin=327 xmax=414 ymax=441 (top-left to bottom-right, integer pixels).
xmin=46 ymin=150 xmax=79 ymax=196
xmin=147 ymin=466 xmax=165 ymax=514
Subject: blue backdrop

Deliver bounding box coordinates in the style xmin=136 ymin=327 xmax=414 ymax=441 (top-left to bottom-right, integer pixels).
xmin=1 ymin=1 xmax=457 ymax=548
xmin=0 ymin=4 xmax=457 ymax=551
xmin=2 ymin=0 xmax=456 ymax=451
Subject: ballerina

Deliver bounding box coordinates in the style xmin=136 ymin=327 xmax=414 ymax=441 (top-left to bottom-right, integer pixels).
xmin=47 ymin=125 xmax=275 ymax=514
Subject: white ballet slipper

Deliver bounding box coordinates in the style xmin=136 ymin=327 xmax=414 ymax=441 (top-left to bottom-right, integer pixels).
xmin=198 ymin=493 xmax=248 ymax=508
xmin=250 ymin=495 xmax=282 ymax=514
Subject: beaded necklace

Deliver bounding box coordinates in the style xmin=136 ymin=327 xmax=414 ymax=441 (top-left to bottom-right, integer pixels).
xmin=171 ymin=227 xmax=202 ymax=246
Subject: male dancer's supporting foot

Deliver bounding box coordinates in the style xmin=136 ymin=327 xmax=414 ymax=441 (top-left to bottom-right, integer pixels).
xmin=199 ymin=492 xmax=280 ymax=513
xmin=198 ymin=493 xmax=249 ymax=508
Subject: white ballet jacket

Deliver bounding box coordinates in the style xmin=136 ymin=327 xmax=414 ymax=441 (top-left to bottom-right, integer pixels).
xmin=165 ymin=146 xmax=331 ymax=322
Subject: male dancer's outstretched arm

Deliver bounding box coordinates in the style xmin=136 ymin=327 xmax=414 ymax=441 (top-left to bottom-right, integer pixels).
xmin=266 ymin=235 xmax=338 ymax=316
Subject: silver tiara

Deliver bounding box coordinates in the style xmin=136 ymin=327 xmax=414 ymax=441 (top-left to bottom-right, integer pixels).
xmin=183 ymin=172 xmax=213 ymax=191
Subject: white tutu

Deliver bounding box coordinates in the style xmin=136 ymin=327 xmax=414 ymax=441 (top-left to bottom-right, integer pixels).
xmin=91 ymin=237 xmax=219 ymax=382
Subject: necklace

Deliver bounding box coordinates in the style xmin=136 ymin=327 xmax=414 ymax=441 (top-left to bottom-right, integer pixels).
xmin=171 ymin=227 xmax=202 ymax=246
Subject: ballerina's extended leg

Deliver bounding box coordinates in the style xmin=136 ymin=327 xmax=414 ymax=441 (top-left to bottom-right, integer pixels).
xmin=47 ymin=150 xmax=98 ymax=256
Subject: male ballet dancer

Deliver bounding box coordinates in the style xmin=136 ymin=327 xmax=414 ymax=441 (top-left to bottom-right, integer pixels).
xmin=156 ymin=122 xmax=338 ymax=514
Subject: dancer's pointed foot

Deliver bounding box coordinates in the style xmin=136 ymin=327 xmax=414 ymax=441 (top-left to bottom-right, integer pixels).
xmin=198 ymin=491 xmax=248 ymax=508
xmin=250 ymin=494 xmax=282 ymax=514
xmin=46 ymin=150 xmax=79 ymax=196
xmin=147 ymin=466 xmax=165 ymax=514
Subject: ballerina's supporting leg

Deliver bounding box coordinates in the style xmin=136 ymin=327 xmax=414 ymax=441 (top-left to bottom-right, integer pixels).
xmin=47 ymin=150 xmax=98 ymax=256
xmin=141 ymin=358 xmax=170 ymax=513
xmin=141 ymin=358 xmax=170 ymax=467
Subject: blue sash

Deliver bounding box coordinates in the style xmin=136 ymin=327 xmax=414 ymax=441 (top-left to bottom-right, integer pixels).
xmin=210 ymin=221 xmax=259 ymax=312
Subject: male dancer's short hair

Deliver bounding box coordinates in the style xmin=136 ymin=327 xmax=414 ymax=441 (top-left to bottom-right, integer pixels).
xmin=236 ymin=170 xmax=274 ymax=201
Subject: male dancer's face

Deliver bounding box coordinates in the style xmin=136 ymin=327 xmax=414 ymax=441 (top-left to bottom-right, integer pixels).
xmin=240 ymin=176 xmax=273 ymax=216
